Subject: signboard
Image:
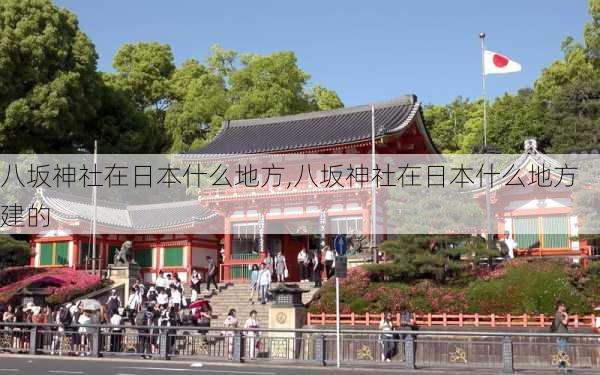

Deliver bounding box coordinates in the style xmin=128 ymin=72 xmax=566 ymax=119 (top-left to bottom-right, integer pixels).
xmin=333 ymin=235 xmax=347 ymax=256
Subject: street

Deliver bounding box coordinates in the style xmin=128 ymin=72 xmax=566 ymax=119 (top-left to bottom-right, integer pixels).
xmin=0 ymin=355 xmax=598 ymax=375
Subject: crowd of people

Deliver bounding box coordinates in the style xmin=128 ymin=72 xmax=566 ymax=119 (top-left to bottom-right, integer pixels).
xmin=0 ymin=249 xmax=338 ymax=358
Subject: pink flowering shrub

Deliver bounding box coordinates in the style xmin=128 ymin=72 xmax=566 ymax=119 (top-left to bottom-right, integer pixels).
xmin=0 ymin=268 xmax=103 ymax=305
xmin=308 ymin=259 xmax=595 ymax=315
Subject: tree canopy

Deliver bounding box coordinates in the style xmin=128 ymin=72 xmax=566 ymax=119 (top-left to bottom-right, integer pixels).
xmin=0 ymin=0 xmax=597 ymax=155
xmin=425 ymin=0 xmax=600 ymax=154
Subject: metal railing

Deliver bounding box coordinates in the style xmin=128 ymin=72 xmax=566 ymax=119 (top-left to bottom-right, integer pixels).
xmin=0 ymin=323 xmax=599 ymax=372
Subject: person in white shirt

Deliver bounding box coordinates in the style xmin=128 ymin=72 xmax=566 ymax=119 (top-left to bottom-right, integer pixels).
xmin=190 ymin=270 xmax=202 ymax=302
xmin=244 ymin=310 xmax=260 ymax=359
xmin=378 ymin=312 xmax=395 ymax=362
xmin=324 ymin=246 xmax=335 ymax=279
xmin=155 ymin=271 xmax=168 ymax=292
xmin=297 ymin=248 xmax=307 ymax=282
xmin=169 ymin=286 xmax=182 ymax=311
xmin=157 ymin=289 xmax=169 ymax=307
xmin=126 ymin=288 xmax=142 ymax=322
xmin=503 ymin=231 xmax=517 ymax=259
xmin=257 ymin=262 xmax=272 ymax=305
xmin=110 ymin=307 xmax=125 ymax=352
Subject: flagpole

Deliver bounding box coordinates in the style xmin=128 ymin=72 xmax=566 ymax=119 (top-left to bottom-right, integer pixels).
xmin=480 ymin=32 xmax=487 ymax=150
xmin=370 ymin=104 xmax=377 ymax=264
xmin=92 ymin=140 xmax=98 ymax=276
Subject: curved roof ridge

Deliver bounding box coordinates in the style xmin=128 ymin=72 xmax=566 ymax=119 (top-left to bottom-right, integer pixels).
xmin=227 ymin=95 xmax=417 ymax=128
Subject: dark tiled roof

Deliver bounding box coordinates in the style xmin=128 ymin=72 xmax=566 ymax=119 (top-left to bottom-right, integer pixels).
xmin=189 ymin=95 xmax=421 ymax=155
xmin=34 ymin=188 xmax=216 ymax=230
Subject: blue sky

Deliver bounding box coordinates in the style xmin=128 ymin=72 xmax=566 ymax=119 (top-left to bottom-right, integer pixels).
xmin=55 ymin=0 xmax=589 ymax=106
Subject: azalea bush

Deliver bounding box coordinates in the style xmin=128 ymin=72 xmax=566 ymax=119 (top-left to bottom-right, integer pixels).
xmin=0 ymin=266 xmax=43 ymax=288
xmin=0 ymin=268 xmax=103 ymax=305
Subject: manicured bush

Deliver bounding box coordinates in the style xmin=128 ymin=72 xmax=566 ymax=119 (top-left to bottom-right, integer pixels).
xmin=309 ymin=259 xmax=596 ymax=315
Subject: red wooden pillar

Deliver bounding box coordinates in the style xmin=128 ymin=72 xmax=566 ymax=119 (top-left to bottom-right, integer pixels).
xmin=186 ymin=236 xmax=193 ymax=281
xmin=72 ymin=236 xmax=79 ymax=269
xmin=223 ymin=216 xmax=232 ymax=280
xmin=30 ymin=236 xmax=37 ymax=267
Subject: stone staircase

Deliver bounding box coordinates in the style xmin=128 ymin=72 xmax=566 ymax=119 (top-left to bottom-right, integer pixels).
xmin=185 ymin=282 xmax=319 ymax=328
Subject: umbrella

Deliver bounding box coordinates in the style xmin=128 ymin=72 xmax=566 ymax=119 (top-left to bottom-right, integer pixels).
xmin=79 ymin=299 xmax=101 ymax=311
xmin=188 ymin=299 xmax=210 ymax=309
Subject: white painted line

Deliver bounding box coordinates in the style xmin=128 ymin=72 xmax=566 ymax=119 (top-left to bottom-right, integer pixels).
xmin=190 ymin=363 xmax=204 ymax=367
xmin=0 ymin=370 xmax=19 ymax=372
xmin=48 ymin=371 xmax=83 ymax=374
xmin=118 ymin=367 xmax=275 ymax=375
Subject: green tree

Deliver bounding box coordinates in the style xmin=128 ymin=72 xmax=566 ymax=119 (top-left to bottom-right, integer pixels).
xmin=310 ymin=85 xmax=344 ymax=111
xmin=0 ymin=0 xmax=99 ymax=152
xmin=226 ymin=51 xmax=327 ymax=120
xmin=0 ymin=235 xmax=31 ymax=267
xmin=366 ymin=234 xmax=492 ymax=284
xmin=164 ymin=59 xmax=228 ymax=152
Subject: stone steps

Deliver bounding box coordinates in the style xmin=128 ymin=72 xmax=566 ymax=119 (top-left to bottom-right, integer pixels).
xmin=187 ymin=282 xmax=320 ymax=328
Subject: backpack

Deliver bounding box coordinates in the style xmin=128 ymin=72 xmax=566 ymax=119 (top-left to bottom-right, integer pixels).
xmin=59 ymin=309 xmax=71 ymax=326
xmin=135 ymin=310 xmax=146 ymax=326
xmin=107 ymin=297 xmax=119 ymax=313
xmin=550 ymin=318 xmax=560 ymax=333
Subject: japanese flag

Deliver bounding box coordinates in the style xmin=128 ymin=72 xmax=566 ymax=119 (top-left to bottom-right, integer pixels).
xmin=484 ymin=50 xmax=521 ymax=75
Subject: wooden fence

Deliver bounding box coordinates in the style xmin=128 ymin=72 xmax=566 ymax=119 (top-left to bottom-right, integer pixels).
xmin=307 ymin=312 xmax=598 ymax=328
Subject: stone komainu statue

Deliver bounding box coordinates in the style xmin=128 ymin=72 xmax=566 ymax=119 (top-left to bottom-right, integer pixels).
xmin=113 ymin=240 xmax=133 ymax=265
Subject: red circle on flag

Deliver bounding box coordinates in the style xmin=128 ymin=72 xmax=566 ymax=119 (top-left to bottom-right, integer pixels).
xmin=493 ymin=54 xmax=509 ymax=68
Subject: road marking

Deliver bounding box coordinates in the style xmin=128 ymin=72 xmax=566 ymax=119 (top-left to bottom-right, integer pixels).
xmin=48 ymin=371 xmax=84 ymax=374
xmin=0 ymin=370 xmax=19 ymax=372
xmin=190 ymin=363 xmax=203 ymax=367
xmin=118 ymin=367 xmax=275 ymax=375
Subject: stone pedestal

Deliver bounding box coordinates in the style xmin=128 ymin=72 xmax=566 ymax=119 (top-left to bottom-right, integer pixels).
xmin=268 ymin=284 xmax=307 ymax=360
xmin=107 ymin=263 xmax=141 ymax=302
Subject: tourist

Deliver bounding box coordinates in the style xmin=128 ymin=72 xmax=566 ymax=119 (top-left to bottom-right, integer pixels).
xmin=304 ymin=250 xmax=313 ymax=282
xmin=156 ymin=288 xmax=169 ymax=308
xmin=155 ymin=271 xmax=168 ymax=293
xmin=190 ymin=270 xmax=202 ymax=302
xmin=106 ymin=289 xmax=121 ymax=318
xmin=297 ymin=247 xmax=308 ymax=282
xmin=223 ymin=309 xmax=238 ymax=360
xmin=379 ymin=312 xmax=395 ymax=362
xmin=503 ymin=231 xmax=517 ymax=259
xmin=31 ymin=305 xmax=47 ymax=352
xmin=206 ymin=256 xmax=218 ymax=291
xmin=146 ymin=286 xmax=158 ymax=304
xmin=169 ymin=286 xmax=183 ymax=311
xmin=399 ymin=309 xmax=416 ymax=360
xmin=312 ymin=251 xmax=322 ymax=287
xmin=2 ymin=305 xmax=16 ymax=352
xmin=51 ymin=304 xmax=71 ymax=355
xmin=244 ymin=310 xmax=260 ymax=360
xmin=194 ymin=303 xmax=212 ymax=339
xmin=127 ymin=287 xmax=142 ymax=323
xmin=551 ymin=301 xmax=569 ymax=371
xmin=77 ymin=310 xmax=94 ymax=356
xmin=275 ymin=250 xmax=287 ymax=283
xmin=173 ymin=274 xmax=183 ymax=291
xmin=109 ymin=307 xmax=125 ymax=353
xmin=249 ymin=264 xmax=259 ymax=305
xmin=324 ymin=245 xmax=335 ymax=279
xmin=149 ymin=303 xmax=161 ymax=355
xmin=135 ymin=279 xmax=146 ymax=297
xmin=264 ymin=252 xmax=274 ymax=281
xmin=257 ymin=262 xmax=272 ymax=305
xmin=70 ymin=302 xmax=82 ymax=355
